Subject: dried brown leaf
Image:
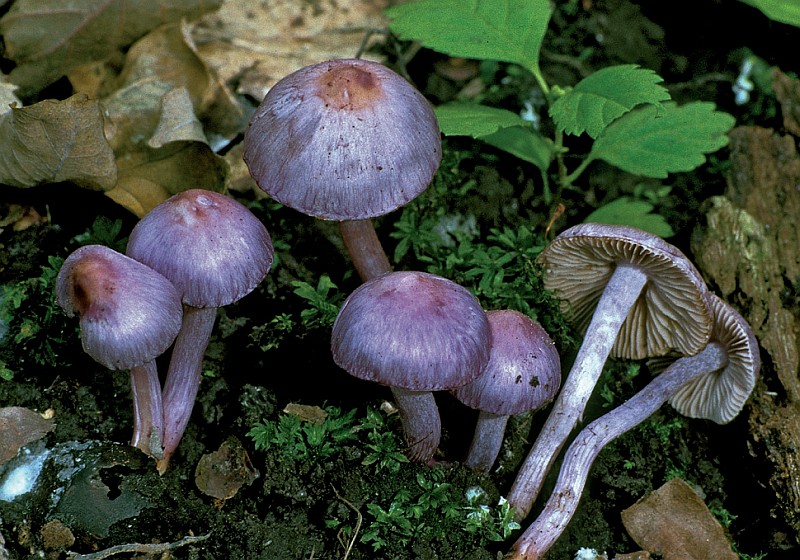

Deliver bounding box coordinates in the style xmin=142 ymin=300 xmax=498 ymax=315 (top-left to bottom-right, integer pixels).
xmin=148 ymin=87 xmax=207 ymax=148
xmin=0 ymin=407 xmax=55 ymax=466
xmin=0 ymin=0 xmax=222 ymax=96
xmin=0 ymin=93 xmax=117 ymax=190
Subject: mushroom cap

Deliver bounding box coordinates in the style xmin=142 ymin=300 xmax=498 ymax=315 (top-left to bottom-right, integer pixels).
xmin=243 ymin=58 xmax=442 ymax=221
xmin=331 ymin=271 xmax=491 ymax=390
xmin=126 ymin=189 xmax=274 ymax=308
xmin=538 ymin=223 xmax=711 ymax=360
xmin=451 ymin=310 xmax=561 ymax=416
xmin=56 ymin=245 xmax=183 ymax=370
xmin=652 ymin=293 xmax=760 ymax=424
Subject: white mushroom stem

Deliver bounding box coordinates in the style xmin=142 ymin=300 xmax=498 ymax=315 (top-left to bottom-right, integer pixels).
xmin=157 ymin=305 xmax=217 ymax=474
xmin=507 ymin=341 xmax=728 ymax=560
xmin=464 ymin=411 xmax=510 ymax=474
xmin=339 ymin=219 xmax=392 ymax=282
xmin=391 ymin=386 xmax=442 ymax=463
xmin=130 ymin=360 xmax=164 ymax=458
xmin=507 ymin=264 xmax=649 ymax=520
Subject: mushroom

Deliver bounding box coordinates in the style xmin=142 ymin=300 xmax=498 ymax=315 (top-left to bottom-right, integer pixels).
xmin=450 ymin=310 xmax=561 ymax=474
xmin=507 ymin=223 xmax=712 ymax=520
xmin=331 ymin=271 xmax=491 ymax=463
xmin=507 ymin=293 xmax=759 ymax=559
xmin=243 ymin=58 xmax=442 ymax=281
xmin=126 ymin=189 xmax=274 ymax=472
xmin=56 ymin=244 xmax=183 ymax=459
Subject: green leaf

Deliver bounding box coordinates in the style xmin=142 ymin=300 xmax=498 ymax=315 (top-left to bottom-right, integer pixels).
xmin=585 ymin=197 xmax=674 ymax=238
xmin=386 ymin=0 xmax=552 ymax=75
xmin=435 ymin=103 xmax=530 ymax=137
xmin=481 ymin=125 xmax=554 ymax=171
xmin=589 ymin=102 xmax=735 ymax=178
xmin=550 ymin=64 xmax=671 ymax=138
xmin=738 ymin=0 xmax=800 ymax=27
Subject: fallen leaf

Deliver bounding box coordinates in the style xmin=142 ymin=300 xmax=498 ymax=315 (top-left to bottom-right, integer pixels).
xmin=0 ymin=407 xmax=55 ymax=466
xmin=772 ymin=68 xmax=800 ymax=137
xmin=283 ymin=403 xmax=328 ymax=424
xmin=0 ymin=93 xmax=117 ymax=190
xmin=195 ymin=436 xmax=259 ymax=502
xmin=0 ymin=0 xmax=222 ymax=96
xmin=620 ymin=478 xmax=738 ymax=560
xmin=148 ymin=87 xmax=208 ymax=148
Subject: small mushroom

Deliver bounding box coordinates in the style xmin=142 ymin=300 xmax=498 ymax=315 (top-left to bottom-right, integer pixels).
xmin=244 ymin=58 xmax=441 ymax=281
xmin=126 ymin=189 xmax=274 ymax=472
xmin=331 ymin=271 xmax=491 ymax=463
xmin=56 ymin=245 xmax=183 ymax=458
xmin=507 ymin=223 xmax=712 ymax=520
xmin=507 ymin=293 xmax=759 ymax=559
xmin=451 ymin=310 xmax=561 ymax=474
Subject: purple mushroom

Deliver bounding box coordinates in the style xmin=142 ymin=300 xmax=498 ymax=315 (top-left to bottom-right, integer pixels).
xmin=331 ymin=271 xmax=491 ymax=463
xmin=507 ymin=223 xmax=713 ymax=520
xmin=244 ymin=58 xmax=442 ymax=281
xmin=56 ymin=244 xmax=183 ymax=459
xmin=508 ymin=293 xmax=759 ymax=559
xmin=451 ymin=310 xmax=561 ymax=474
xmin=126 ymin=189 xmax=274 ymax=472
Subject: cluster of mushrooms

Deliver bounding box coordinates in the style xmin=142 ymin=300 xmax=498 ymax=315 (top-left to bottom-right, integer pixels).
xmin=56 ymin=58 xmax=760 ymax=558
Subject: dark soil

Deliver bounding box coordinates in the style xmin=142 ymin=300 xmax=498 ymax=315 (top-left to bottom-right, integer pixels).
xmin=1 ymin=1 xmax=798 ymax=559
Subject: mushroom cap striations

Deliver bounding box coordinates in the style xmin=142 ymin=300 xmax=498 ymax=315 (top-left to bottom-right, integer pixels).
xmin=655 ymin=293 xmax=760 ymax=424
xmin=126 ymin=189 xmax=274 ymax=308
xmin=243 ymin=58 xmax=442 ymax=221
xmin=56 ymin=244 xmax=183 ymax=370
xmin=538 ymin=223 xmax=711 ymax=360
xmin=452 ymin=310 xmax=561 ymax=416
xmin=331 ymin=271 xmax=491 ymax=390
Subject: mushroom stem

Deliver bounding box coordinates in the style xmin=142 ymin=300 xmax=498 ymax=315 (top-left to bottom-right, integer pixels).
xmin=157 ymin=305 xmax=217 ymax=474
xmin=130 ymin=361 xmax=165 ymax=458
xmin=339 ymin=219 xmax=391 ymax=281
xmin=464 ymin=411 xmax=510 ymax=474
xmin=391 ymin=386 xmax=442 ymax=463
xmin=507 ymin=264 xmax=649 ymax=520
xmin=507 ymin=341 xmax=728 ymax=560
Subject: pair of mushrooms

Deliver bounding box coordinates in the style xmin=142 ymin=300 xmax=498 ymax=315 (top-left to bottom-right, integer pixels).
xmin=501 ymin=223 xmax=760 ymax=559
xmin=57 ymin=190 xmax=274 ymax=473
xmin=330 ymin=270 xmax=562 ymax=469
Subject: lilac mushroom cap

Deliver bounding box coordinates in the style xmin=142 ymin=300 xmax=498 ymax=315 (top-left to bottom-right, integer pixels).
xmin=331 ymin=271 xmax=491 ymax=462
xmin=56 ymin=244 xmax=182 ymax=370
xmin=126 ymin=189 xmax=274 ymax=471
xmin=451 ymin=310 xmax=561 ymax=473
xmin=243 ymin=58 xmax=441 ymax=221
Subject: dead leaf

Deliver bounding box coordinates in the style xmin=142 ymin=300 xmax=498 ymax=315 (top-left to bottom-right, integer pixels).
xmin=0 ymin=0 xmax=222 ymax=96
xmin=0 ymin=406 xmax=55 ymax=466
xmin=283 ymin=403 xmax=328 ymax=424
xmin=194 ymin=436 xmax=259 ymax=502
xmin=148 ymin=87 xmax=208 ymax=148
xmin=772 ymin=68 xmax=800 ymax=136
xmin=0 ymin=93 xmax=117 ymax=190
xmin=620 ymin=478 xmax=738 ymax=560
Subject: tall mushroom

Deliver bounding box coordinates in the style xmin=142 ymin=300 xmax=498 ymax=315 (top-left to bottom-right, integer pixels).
xmin=56 ymin=244 xmax=183 ymax=459
xmin=126 ymin=189 xmax=274 ymax=472
xmin=331 ymin=271 xmax=491 ymax=463
xmin=507 ymin=223 xmax=712 ymax=520
xmin=507 ymin=293 xmax=759 ymax=559
xmin=450 ymin=310 xmax=561 ymax=474
xmin=243 ymin=58 xmax=442 ymax=281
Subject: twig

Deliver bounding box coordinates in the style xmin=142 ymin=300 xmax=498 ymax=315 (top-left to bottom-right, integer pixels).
xmin=65 ymin=533 xmax=210 ymax=560
xmin=332 ymin=485 xmax=362 ymax=560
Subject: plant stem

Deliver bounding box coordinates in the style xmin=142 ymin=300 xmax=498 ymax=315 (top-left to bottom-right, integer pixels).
xmin=129 ymin=360 xmax=164 ymax=458
xmin=339 ymin=219 xmax=392 ymax=281
xmin=506 ymin=264 xmax=649 ymax=520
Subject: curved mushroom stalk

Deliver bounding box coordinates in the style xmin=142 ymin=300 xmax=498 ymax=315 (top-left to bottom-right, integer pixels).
xmin=130 ymin=361 xmax=165 ymax=458
xmin=391 ymin=387 xmax=442 ymax=463
xmin=464 ymin=411 xmax=510 ymax=473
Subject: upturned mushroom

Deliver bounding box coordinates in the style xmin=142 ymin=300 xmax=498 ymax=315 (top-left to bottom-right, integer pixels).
xmin=507 ymin=293 xmax=759 ymax=559
xmin=126 ymin=189 xmax=274 ymax=472
xmin=451 ymin=310 xmax=561 ymax=474
xmin=56 ymin=244 xmax=183 ymax=459
xmin=507 ymin=223 xmax=712 ymax=520
xmin=331 ymin=271 xmax=491 ymax=463
xmin=243 ymin=58 xmax=442 ymax=281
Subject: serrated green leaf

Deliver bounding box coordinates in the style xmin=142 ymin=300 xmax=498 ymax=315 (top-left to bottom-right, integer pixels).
xmin=480 ymin=125 xmax=553 ymax=171
xmin=585 ymin=197 xmax=674 ymax=237
xmin=435 ymin=103 xmax=530 ymax=137
xmin=589 ymin=102 xmax=735 ymax=178
xmin=738 ymin=0 xmax=800 ymax=27
xmin=550 ymin=65 xmax=671 ymax=138
xmin=386 ymin=0 xmax=552 ymax=75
